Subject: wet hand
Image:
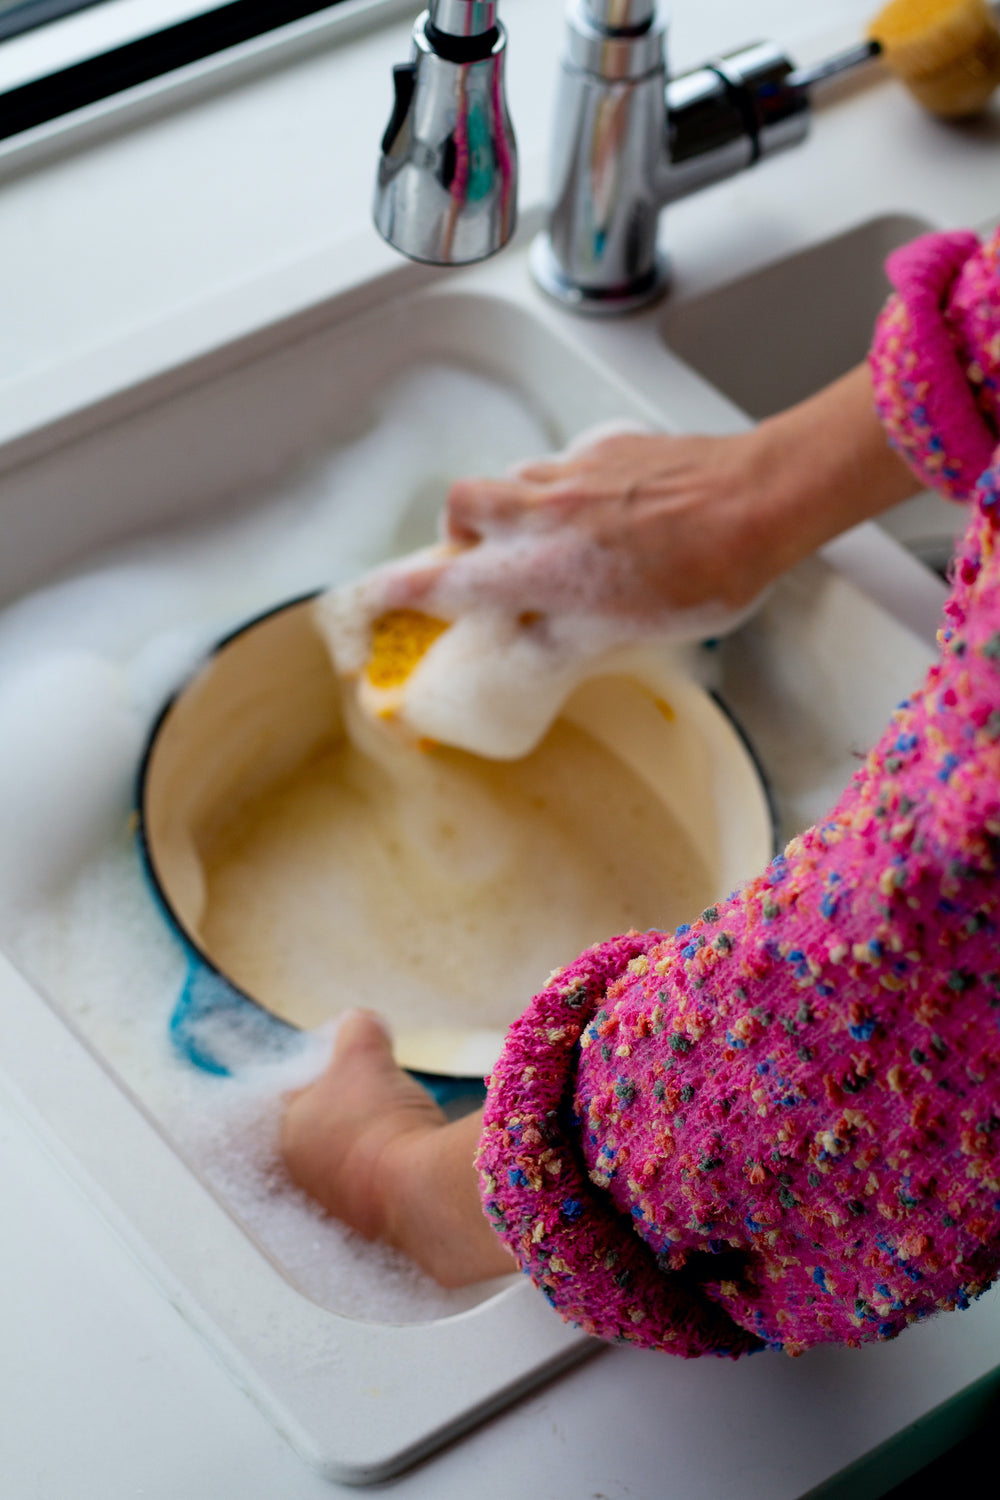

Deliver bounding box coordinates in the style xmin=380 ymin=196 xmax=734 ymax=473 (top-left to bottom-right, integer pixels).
xmin=281 ymin=1010 xmax=516 ymax=1287
xmin=442 ymin=427 xmax=775 ymax=619
xmin=366 ymin=366 xmax=920 ymax=628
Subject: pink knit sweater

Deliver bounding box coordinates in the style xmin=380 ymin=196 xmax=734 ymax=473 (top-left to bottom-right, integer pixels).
xmin=477 ymin=229 xmax=1000 ymax=1357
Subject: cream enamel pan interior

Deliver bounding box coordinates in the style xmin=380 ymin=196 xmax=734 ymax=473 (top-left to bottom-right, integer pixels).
xmin=139 ymin=592 xmax=775 ymax=1081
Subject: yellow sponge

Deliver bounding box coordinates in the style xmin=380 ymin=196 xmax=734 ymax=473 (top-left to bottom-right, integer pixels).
xmin=365 ymin=609 xmax=450 ymax=690
xmin=869 ymin=0 xmax=1000 ymax=116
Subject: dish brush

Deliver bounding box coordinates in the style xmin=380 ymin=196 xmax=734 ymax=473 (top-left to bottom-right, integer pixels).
xmin=791 ymin=0 xmax=1000 ymax=117
xmin=870 ymin=0 xmax=1000 ymax=116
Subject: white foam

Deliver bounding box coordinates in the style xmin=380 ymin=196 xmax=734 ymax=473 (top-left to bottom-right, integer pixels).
xmin=0 ymin=363 xmax=551 ymax=1324
xmin=0 ymin=652 xmax=143 ymax=902
xmin=319 ymin=422 xmax=755 ymax=759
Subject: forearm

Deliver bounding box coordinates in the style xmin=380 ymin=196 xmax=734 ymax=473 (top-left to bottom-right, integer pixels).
xmin=745 ymin=362 xmax=922 ymax=575
xmin=384 ymin=1108 xmax=515 ymax=1287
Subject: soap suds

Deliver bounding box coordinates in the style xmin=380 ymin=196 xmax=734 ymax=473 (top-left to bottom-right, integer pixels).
xmin=320 ymin=421 xmax=755 ymax=759
xmin=0 ymin=365 xmax=731 ymax=1327
xmin=0 ymin=364 xmax=549 ymax=1324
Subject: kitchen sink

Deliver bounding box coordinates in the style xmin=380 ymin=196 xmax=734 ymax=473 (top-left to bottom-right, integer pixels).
xmin=661 ymin=214 xmax=930 ymax=422
xmin=0 ymin=225 xmax=994 ymax=1487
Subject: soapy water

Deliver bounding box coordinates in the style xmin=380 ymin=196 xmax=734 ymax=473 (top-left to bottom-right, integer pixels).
xmin=0 ymin=364 xmax=558 ymax=1323
xmin=199 ymin=701 xmax=716 ymax=1040
xmin=322 ymin=420 xmax=755 ymax=759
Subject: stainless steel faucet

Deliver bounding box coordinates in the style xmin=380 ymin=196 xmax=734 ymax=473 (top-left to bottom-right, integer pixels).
xmin=373 ymin=0 xmax=517 ymax=266
xmin=374 ymin=0 xmax=812 ymax=313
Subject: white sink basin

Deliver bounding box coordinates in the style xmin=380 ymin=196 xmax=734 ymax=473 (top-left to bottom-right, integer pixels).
xmin=0 ymin=230 xmax=989 ymax=1487
xmin=661 ymin=214 xmax=929 ymax=422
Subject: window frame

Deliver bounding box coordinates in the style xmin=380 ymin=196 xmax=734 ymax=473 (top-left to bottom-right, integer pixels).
xmin=0 ymin=2 xmax=109 ymax=49
xmin=0 ymin=0 xmax=414 ymax=157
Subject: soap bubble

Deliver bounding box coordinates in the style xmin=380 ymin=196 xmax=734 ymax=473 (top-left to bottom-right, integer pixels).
xmin=0 ymin=363 xmax=548 ymax=1323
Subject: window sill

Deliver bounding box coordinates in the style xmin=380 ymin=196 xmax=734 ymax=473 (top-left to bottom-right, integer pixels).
xmin=0 ymin=0 xmax=414 ymax=171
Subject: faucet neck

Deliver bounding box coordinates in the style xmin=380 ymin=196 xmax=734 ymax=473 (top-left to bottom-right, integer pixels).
xmin=429 ymin=0 xmax=497 ymax=37
xmin=583 ymin=0 xmax=656 ymax=30
xmin=566 ymin=0 xmax=666 ymax=80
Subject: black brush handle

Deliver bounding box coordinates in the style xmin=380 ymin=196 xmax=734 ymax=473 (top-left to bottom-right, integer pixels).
xmin=787 ymin=37 xmax=882 ymax=93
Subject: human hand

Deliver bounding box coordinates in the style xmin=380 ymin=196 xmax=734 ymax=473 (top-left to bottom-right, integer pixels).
xmin=443 ymin=425 xmax=777 ymax=619
xmin=281 ymin=1011 xmax=516 ymax=1287
xmin=351 ymin=365 xmax=919 ymax=631
xmin=355 ymin=426 xmax=773 ymax=633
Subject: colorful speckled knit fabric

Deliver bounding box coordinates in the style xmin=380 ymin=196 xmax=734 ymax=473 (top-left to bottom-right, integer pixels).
xmin=870 ymin=229 xmax=1000 ymax=500
xmin=477 ymin=229 xmax=1000 ymax=1357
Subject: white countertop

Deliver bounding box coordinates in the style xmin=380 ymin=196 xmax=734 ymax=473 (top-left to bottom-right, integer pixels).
xmin=2 ymin=0 xmax=999 ymax=419
xmin=2 ymin=3 xmax=1000 ymax=1496
xmin=7 ymin=1065 xmax=1000 ymax=1500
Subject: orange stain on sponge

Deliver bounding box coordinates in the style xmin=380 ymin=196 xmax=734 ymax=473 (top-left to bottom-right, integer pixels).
xmin=365 ymin=609 xmax=450 ymax=690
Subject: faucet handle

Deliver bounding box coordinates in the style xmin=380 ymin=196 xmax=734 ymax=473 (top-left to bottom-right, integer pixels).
xmin=663 ymin=41 xmax=810 ymax=204
xmin=713 ymin=41 xmax=810 ymax=161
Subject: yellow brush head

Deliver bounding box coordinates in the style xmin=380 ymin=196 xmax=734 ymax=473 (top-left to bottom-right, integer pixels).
xmin=365 ymin=609 xmax=450 ymax=690
xmin=869 ymin=0 xmax=1000 ymax=115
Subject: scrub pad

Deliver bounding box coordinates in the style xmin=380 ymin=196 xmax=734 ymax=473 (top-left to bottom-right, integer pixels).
xmin=365 ymin=609 xmax=450 ymax=690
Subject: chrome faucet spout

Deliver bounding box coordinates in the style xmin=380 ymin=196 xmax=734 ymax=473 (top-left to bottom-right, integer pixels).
xmin=373 ymin=3 xmax=517 ymax=267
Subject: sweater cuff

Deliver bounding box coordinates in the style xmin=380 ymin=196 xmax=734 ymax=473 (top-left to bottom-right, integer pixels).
xmin=476 ymin=931 xmax=761 ymax=1357
xmin=869 ymin=230 xmax=997 ymax=501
